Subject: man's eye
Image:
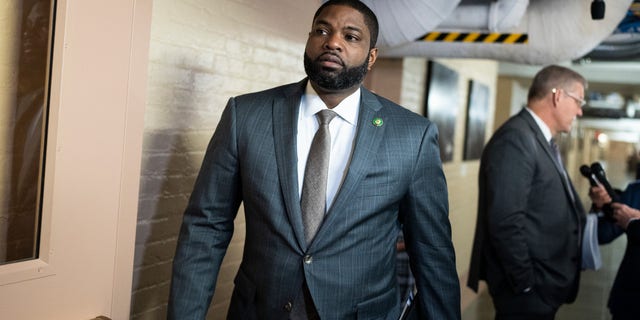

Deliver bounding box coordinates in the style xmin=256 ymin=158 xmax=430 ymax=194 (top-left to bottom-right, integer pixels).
xmin=345 ymin=34 xmax=359 ymax=41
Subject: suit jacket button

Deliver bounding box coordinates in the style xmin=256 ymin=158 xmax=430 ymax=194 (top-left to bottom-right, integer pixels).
xmin=304 ymin=255 xmax=313 ymax=264
xmin=284 ymin=301 xmax=292 ymax=312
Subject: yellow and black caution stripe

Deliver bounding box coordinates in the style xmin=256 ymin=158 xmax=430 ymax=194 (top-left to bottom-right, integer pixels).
xmin=417 ymin=32 xmax=528 ymax=44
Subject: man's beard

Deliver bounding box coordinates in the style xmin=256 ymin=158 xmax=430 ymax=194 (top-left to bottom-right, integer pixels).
xmin=304 ymin=53 xmax=369 ymax=91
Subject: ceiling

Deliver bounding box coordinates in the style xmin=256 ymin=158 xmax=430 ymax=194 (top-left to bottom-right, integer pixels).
xmin=497 ymin=0 xmax=640 ymax=96
xmin=366 ymin=0 xmax=638 ymax=65
xmin=318 ymin=0 xmax=639 ymax=127
xmin=353 ymin=0 xmax=640 ymax=115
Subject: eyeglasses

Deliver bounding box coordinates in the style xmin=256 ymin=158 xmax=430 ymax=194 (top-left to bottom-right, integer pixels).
xmin=551 ymin=88 xmax=586 ymax=107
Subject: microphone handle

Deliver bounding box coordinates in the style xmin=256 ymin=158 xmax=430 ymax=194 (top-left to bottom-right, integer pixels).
xmin=589 ymin=169 xmax=617 ymax=221
xmin=601 ymin=180 xmax=620 ymax=202
xmin=602 ymin=203 xmax=616 ymax=222
xmin=599 ymin=180 xmax=619 ymax=222
xmin=592 ymin=169 xmax=620 ymax=202
xmin=587 ymin=174 xmax=599 ymax=187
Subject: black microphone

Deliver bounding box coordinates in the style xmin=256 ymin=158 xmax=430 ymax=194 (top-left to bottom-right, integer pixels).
xmin=579 ymin=165 xmax=599 ymax=187
xmin=590 ymin=162 xmax=620 ymax=202
xmin=591 ymin=0 xmax=605 ymax=20
xmin=587 ymin=162 xmax=618 ymax=221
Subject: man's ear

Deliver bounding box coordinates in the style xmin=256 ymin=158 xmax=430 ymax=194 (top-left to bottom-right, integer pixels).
xmin=367 ymin=48 xmax=378 ymax=70
xmin=551 ymin=88 xmax=560 ymax=107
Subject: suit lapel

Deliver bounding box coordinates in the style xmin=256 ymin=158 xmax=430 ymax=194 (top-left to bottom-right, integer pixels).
xmin=273 ymin=80 xmax=307 ymax=249
xmin=518 ymin=111 xmax=562 ymax=176
xmin=520 ymin=110 xmax=581 ymax=214
xmin=312 ymin=88 xmax=386 ymax=244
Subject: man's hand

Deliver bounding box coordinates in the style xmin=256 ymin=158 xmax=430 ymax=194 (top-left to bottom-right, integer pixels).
xmin=589 ymin=185 xmax=611 ymax=210
xmin=611 ymin=202 xmax=640 ymax=229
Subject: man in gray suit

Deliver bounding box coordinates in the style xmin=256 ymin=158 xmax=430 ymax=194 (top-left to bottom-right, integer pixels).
xmin=168 ymin=0 xmax=460 ymax=319
xmin=467 ymin=65 xmax=588 ymax=319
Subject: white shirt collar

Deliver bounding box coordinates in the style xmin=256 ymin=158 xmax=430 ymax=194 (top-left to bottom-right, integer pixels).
xmin=525 ymin=107 xmax=553 ymax=142
xmin=303 ymin=82 xmax=360 ymax=125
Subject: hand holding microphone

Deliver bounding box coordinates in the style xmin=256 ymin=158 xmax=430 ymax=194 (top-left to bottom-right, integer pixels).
xmin=580 ymin=162 xmax=618 ymax=221
xmin=589 ymin=162 xmax=620 ymax=203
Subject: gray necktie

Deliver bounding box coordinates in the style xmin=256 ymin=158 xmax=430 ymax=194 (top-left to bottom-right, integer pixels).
xmin=549 ymin=138 xmax=563 ymax=166
xmin=550 ymin=138 xmax=575 ymax=202
xmin=301 ymin=109 xmax=337 ymax=244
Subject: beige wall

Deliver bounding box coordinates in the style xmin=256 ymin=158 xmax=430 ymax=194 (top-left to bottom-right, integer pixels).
xmin=363 ymin=57 xmax=404 ymax=103
xmin=495 ymin=76 xmax=529 ymax=131
xmin=400 ymin=57 xmax=429 ymax=115
xmin=134 ymin=0 xmax=497 ymax=319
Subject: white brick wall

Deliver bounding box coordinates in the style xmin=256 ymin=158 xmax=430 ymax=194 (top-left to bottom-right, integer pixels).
xmin=400 ymin=57 xmax=428 ymax=115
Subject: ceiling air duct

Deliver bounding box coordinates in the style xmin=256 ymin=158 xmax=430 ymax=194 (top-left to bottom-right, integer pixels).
xmin=367 ymin=0 xmax=633 ymax=65
xmin=362 ymin=0 xmax=462 ymax=47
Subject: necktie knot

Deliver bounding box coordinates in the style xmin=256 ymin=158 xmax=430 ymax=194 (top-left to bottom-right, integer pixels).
xmin=549 ymin=138 xmax=558 ymax=150
xmin=317 ymin=109 xmax=337 ymax=125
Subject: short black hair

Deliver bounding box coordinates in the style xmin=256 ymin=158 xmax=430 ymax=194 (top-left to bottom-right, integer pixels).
xmin=313 ymin=0 xmax=379 ymax=49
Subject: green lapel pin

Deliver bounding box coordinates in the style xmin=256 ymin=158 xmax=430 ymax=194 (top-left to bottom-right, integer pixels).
xmin=372 ymin=117 xmax=383 ymax=127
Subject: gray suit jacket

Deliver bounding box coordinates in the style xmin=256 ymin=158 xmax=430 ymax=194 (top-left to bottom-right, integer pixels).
xmin=467 ymin=109 xmax=585 ymax=314
xmin=168 ymin=80 xmax=460 ymax=319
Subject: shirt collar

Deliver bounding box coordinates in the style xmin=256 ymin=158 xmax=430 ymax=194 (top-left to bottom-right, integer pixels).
xmin=302 ymin=81 xmax=360 ymax=125
xmin=525 ymin=107 xmax=553 ymax=142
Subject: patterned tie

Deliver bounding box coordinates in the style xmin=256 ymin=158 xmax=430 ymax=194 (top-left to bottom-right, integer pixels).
xmin=550 ymin=138 xmax=575 ymax=202
xmin=301 ymin=109 xmax=337 ymax=244
xmin=549 ymin=138 xmax=563 ymax=167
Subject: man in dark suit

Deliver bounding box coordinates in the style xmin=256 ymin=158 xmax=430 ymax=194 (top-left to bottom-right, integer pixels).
xmin=168 ymin=1 xmax=460 ymax=319
xmin=467 ymin=65 xmax=588 ymax=319
xmin=591 ymin=182 xmax=640 ymax=320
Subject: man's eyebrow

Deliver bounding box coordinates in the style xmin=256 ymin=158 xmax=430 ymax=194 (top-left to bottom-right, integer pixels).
xmin=313 ymin=19 xmax=364 ymax=34
xmin=344 ymin=25 xmax=363 ymax=34
xmin=313 ymin=19 xmax=330 ymax=27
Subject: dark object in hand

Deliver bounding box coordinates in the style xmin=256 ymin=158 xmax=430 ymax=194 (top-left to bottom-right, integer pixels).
xmin=580 ymin=163 xmax=618 ymax=222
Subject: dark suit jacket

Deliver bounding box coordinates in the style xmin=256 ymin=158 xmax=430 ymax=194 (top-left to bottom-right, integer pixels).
xmin=467 ymin=109 xmax=585 ymax=314
xmin=599 ymin=181 xmax=640 ymax=319
xmin=168 ymin=79 xmax=460 ymax=319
